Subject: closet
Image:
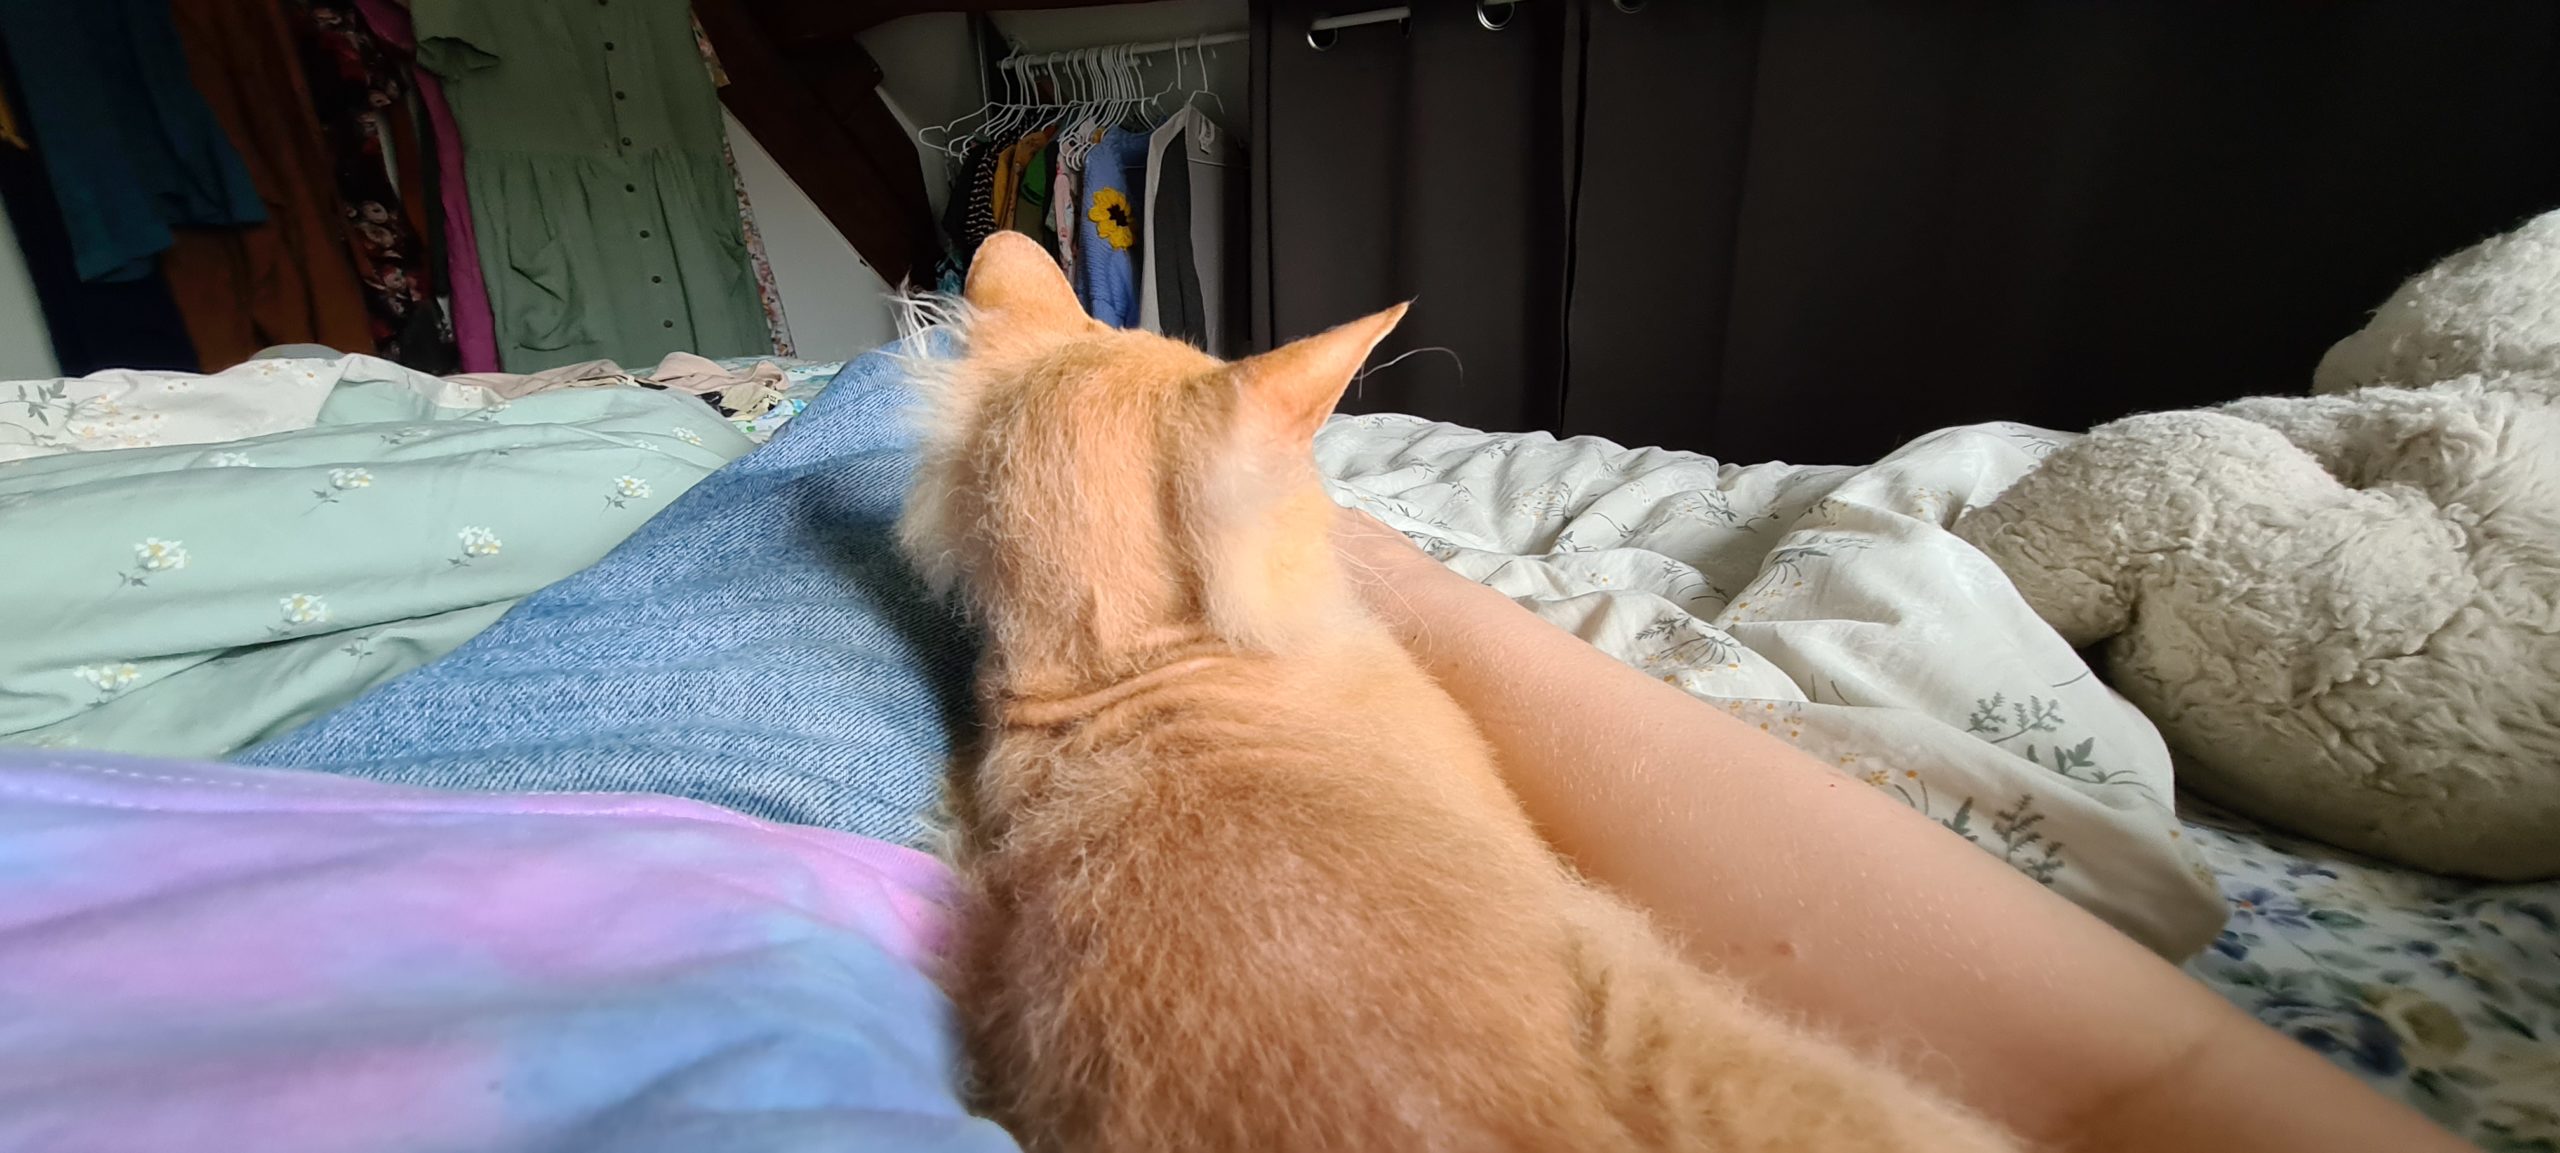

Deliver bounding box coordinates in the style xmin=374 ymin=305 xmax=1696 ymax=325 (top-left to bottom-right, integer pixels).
xmin=822 ymin=0 xmax=2560 ymax=462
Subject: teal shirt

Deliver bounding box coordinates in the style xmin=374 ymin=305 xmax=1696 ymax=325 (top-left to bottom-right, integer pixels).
xmin=0 ymin=0 xmax=264 ymax=283
xmin=416 ymin=0 xmax=767 ymax=372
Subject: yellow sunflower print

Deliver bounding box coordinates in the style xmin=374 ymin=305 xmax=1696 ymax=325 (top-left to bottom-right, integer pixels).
xmin=1087 ymin=187 xmax=1136 ymax=250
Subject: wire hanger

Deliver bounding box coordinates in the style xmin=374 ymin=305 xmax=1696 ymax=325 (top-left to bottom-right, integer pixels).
xmin=1182 ymin=37 xmax=1227 ymax=129
xmin=919 ymin=44 xmax=1026 ymax=160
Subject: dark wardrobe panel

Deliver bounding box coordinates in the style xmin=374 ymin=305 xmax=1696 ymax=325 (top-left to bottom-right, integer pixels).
xmin=1697 ymin=0 xmax=2560 ymax=464
xmin=1253 ymin=0 xmax=1570 ymax=435
xmin=1560 ymin=0 xmax=1762 ymax=455
xmin=1253 ymin=0 xmax=2560 ymax=464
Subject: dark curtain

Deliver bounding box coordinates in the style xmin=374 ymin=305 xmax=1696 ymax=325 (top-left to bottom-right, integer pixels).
xmin=1252 ymin=0 xmax=1570 ymax=434
xmin=1252 ymin=0 xmax=2560 ymax=465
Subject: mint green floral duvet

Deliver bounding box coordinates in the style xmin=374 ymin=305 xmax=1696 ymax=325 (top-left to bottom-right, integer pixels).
xmin=0 ymin=378 xmax=754 ymax=757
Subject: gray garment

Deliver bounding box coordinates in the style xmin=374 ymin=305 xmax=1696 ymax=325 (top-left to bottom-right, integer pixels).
xmin=1137 ymin=106 xmax=1234 ymax=354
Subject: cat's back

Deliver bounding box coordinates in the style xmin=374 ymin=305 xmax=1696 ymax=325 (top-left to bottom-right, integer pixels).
xmin=966 ymin=639 xmax=2014 ymax=1153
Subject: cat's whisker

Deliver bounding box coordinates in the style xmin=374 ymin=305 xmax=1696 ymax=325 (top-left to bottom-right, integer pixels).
xmin=1352 ymin=346 xmax=1463 ymax=399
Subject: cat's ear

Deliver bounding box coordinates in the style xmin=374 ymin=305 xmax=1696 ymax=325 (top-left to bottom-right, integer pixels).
xmin=1231 ymin=303 xmax=1410 ymax=441
xmin=963 ymin=231 xmax=1087 ymax=351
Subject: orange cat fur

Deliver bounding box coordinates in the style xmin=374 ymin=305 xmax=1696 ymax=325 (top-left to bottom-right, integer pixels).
xmin=900 ymin=232 xmax=2024 ymax=1153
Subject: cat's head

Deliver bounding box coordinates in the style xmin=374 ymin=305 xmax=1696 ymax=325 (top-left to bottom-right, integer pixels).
xmin=899 ymin=232 xmax=1405 ymax=671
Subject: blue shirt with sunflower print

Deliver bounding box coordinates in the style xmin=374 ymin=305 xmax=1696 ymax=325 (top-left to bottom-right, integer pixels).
xmin=1077 ymin=128 xmax=1150 ymax=328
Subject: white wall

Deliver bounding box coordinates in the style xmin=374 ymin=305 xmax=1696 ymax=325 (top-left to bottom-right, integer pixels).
xmin=0 ymin=199 xmax=57 ymax=380
xmin=724 ymin=109 xmax=902 ymax=361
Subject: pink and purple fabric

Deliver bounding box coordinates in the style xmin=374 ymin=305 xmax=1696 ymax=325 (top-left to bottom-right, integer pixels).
xmin=0 ymin=748 xmax=1017 ymax=1153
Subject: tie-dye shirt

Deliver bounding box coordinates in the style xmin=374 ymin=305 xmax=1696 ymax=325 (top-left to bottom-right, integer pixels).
xmin=0 ymin=748 xmax=1017 ymax=1153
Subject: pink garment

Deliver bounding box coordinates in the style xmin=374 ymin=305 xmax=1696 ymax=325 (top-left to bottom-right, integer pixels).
xmin=354 ymin=0 xmax=500 ymax=374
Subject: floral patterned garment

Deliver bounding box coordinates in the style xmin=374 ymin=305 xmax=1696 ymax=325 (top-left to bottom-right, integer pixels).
xmin=290 ymin=0 xmax=457 ymax=371
xmin=691 ymin=12 xmax=793 ymax=357
xmin=2183 ymin=798 xmax=2560 ymax=1151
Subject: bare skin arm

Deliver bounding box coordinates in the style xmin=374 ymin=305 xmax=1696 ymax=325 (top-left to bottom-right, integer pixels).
xmin=1331 ymin=506 xmax=2461 ymax=1153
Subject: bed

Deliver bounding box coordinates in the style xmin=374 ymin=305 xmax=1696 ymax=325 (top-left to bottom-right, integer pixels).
xmin=1316 ymin=409 xmax=2558 ymax=1151
xmin=0 ymin=348 xmax=2551 ymax=1149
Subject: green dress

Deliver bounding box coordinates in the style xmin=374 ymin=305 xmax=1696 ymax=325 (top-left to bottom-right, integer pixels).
xmin=415 ymin=0 xmax=768 ymax=372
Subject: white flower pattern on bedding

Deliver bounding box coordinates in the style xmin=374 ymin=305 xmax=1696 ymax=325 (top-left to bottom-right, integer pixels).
xmin=278 ymin=594 xmax=331 ymax=628
xmin=606 ymin=476 xmax=653 ymax=509
xmin=1317 ymin=414 xmax=2227 ymax=958
xmin=0 ymin=372 xmax=754 ymax=760
xmin=453 ymin=527 xmax=504 ymax=567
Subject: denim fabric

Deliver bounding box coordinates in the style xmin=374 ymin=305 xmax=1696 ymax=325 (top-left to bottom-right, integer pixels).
xmin=240 ymin=348 xmax=977 ymax=849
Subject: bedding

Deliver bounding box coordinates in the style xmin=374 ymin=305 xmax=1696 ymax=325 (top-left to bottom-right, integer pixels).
xmin=12 ymin=338 xmax=2540 ymax=1144
xmin=0 ymin=353 xmax=499 ymax=462
xmin=0 ymin=747 xmax=1014 ymax=1153
xmin=1317 ymin=412 xmax=2227 ymax=958
xmin=1318 ymin=411 xmax=2559 ymax=1146
xmin=0 ymin=373 xmax=755 ymax=757
xmin=714 ymin=356 xmax=845 ymax=442
xmin=2183 ymin=800 xmax=2560 ymax=1151
xmin=239 ymin=348 xmax=975 ymax=850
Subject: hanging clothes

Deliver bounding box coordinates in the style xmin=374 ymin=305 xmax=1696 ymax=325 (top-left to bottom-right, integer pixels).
xmin=1011 ymin=138 xmax=1054 ymax=247
xmin=691 ymin=12 xmax=791 ymax=357
xmin=1076 ymin=127 xmax=1150 ymax=329
xmin=415 ymin=0 xmax=768 ymax=373
xmin=957 ymin=143 xmax=1003 ymax=261
xmin=291 ymin=1 xmax=457 ymax=372
xmin=161 ymin=0 xmax=373 ymax=371
xmin=0 ymin=0 xmax=265 ymax=284
xmin=991 ymin=128 xmax=1050 ymax=240
xmin=0 ymin=45 xmax=197 ymax=375
xmin=719 ymin=127 xmax=793 ymax=358
xmin=987 ymin=136 xmax=1020 ymax=239
xmin=0 ymin=75 xmax=22 ymax=151
xmin=1050 ymin=137 xmax=1080 ymax=300
xmin=1138 ymin=105 xmax=1234 ymax=354
xmin=350 ymin=0 xmax=499 ymax=373
xmin=1138 ymin=109 xmax=1199 ymax=347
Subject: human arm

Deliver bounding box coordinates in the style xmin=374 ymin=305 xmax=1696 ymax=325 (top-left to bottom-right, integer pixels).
xmin=1331 ymin=506 xmax=2462 ymax=1153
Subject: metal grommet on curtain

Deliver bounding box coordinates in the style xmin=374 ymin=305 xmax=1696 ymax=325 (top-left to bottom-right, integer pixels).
xmin=1609 ymin=0 xmax=1647 ymax=11
xmin=1306 ymin=21 xmax=1340 ymax=50
xmin=1475 ymin=0 xmax=1515 ymax=31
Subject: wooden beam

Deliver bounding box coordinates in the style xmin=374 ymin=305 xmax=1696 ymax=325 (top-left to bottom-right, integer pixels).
xmin=696 ymin=0 xmax=941 ymax=285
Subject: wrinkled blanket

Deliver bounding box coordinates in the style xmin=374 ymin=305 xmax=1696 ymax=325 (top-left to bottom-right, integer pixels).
xmin=240 ymin=351 xmax=976 ymax=851
xmin=0 ymin=377 xmax=754 ymax=757
xmin=1319 ymin=413 xmax=2228 ymax=958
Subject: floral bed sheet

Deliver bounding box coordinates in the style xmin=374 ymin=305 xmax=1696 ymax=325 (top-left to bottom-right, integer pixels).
xmin=2183 ymin=799 xmax=2559 ymax=1150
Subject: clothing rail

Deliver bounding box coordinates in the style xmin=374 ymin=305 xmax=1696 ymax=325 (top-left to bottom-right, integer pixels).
xmin=996 ymin=29 xmax=1246 ymax=68
xmin=990 ymin=0 xmax=1532 ymax=68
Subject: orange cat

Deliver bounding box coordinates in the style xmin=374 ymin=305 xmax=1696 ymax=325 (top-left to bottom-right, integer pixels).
xmin=900 ymin=231 xmax=2024 ymax=1153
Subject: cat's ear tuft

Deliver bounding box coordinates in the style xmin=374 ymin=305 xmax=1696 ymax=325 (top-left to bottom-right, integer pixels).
xmin=963 ymin=231 xmax=1087 ymax=351
xmin=1231 ymin=303 xmax=1410 ymax=441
